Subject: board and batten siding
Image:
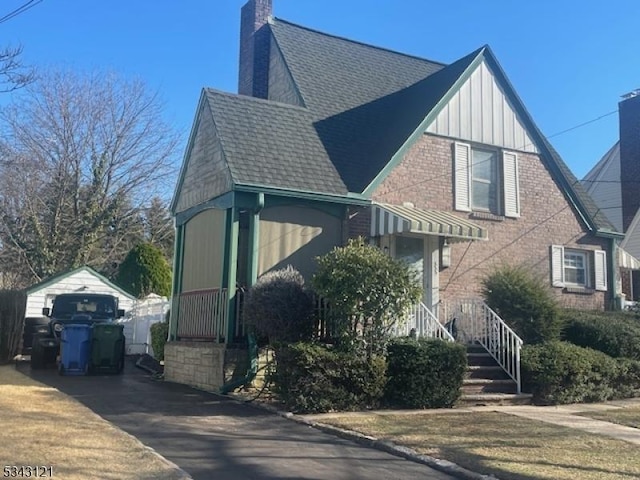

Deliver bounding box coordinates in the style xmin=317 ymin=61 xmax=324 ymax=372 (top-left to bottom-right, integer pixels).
xmin=181 ymin=208 xmax=226 ymax=292
xmin=26 ymin=270 xmax=135 ymax=317
xmin=427 ymin=59 xmax=538 ymax=154
xmin=175 ymin=101 xmax=233 ymax=214
xmin=258 ymin=206 xmax=342 ymax=280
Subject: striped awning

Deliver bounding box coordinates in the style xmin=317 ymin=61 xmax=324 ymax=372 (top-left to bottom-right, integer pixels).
xmin=371 ymin=202 xmax=488 ymax=241
xmin=619 ymin=247 xmax=640 ymax=270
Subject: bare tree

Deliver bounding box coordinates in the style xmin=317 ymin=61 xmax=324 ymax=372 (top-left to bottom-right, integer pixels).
xmin=0 ymin=68 xmax=179 ymax=287
xmin=0 ymin=45 xmax=34 ymax=92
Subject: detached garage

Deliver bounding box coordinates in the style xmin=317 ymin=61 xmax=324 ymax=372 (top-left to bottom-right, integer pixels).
xmin=25 ymin=266 xmax=135 ymax=317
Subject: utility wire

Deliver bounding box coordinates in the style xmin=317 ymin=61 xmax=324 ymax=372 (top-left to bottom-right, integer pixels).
xmin=381 ymin=108 xmax=623 ymax=197
xmin=0 ymin=0 xmax=43 ymax=25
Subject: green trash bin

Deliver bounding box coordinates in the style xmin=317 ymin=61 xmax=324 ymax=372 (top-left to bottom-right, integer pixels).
xmin=90 ymin=323 xmax=125 ymax=374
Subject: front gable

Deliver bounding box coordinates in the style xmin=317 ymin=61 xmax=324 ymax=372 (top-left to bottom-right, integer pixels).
xmin=172 ymin=93 xmax=234 ymax=214
xmin=426 ymin=58 xmax=538 ymax=154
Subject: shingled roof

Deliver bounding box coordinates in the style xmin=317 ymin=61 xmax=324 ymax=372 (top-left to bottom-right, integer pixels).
xmin=269 ymin=19 xmax=445 ymax=120
xmin=204 ymin=89 xmax=348 ymax=196
xmin=190 ymin=15 xmax=616 ymax=233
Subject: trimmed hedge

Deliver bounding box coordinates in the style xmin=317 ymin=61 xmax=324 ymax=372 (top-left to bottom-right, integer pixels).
xmin=521 ymin=341 xmax=640 ymax=405
xmin=272 ymin=342 xmax=386 ymax=413
xmin=243 ymin=266 xmax=314 ymax=344
xmin=562 ymin=310 xmax=640 ymax=360
xmin=150 ymin=321 xmax=169 ymax=361
xmin=384 ymin=338 xmax=467 ymax=409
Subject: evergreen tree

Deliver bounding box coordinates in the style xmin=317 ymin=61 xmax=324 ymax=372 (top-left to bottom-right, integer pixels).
xmin=116 ymin=243 xmax=172 ymax=298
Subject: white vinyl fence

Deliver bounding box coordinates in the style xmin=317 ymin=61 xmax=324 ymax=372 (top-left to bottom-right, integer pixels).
xmin=117 ymin=294 xmax=169 ymax=356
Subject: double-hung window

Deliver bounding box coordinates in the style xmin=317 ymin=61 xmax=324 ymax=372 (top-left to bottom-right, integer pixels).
xmin=454 ymin=142 xmax=520 ymax=218
xmin=551 ymin=245 xmax=607 ymax=291
xmin=563 ymin=250 xmax=588 ymax=286
xmin=471 ymin=149 xmax=499 ymax=212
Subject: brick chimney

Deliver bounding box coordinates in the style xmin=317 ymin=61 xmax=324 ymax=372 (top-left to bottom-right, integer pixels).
xmin=238 ymin=0 xmax=272 ymax=98
xmin=619 ymin=90 xmax=640 ymax=232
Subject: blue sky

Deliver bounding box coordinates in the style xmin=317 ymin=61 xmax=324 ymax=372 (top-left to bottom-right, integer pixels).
xmin=3 ymin=0 xmax=640 ymax=179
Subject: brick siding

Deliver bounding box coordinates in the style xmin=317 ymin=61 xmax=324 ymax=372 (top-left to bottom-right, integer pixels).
xmin=238 ymin=0 xmax=272 ymax=97
xmin=372 ymin=133 xmax=608 ymax=310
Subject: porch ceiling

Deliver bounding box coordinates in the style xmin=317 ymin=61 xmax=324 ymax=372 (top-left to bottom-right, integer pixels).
xmin=371 ymin=202 xmax=488 ymax=242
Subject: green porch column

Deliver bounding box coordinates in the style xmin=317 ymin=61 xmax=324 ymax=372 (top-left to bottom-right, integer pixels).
xmin=168 ymin=223 xmax=184 ymax=340
xmin=247 ymin=193 xmax=264 ymax=286
xmin=224 ymin=207 xmax=240 ymax=342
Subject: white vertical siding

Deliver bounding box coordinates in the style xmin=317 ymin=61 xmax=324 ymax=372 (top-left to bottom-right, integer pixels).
xmin=427 ymin=59 xmax=538 ymax=153
xmin=26 ymin=269 xmax=135 ymax=317
xmin=622 ymin=209 xmax=640 ymax=260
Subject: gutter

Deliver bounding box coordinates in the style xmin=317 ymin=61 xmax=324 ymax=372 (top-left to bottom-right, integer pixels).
xmin=219 ymin=333 xmax=259 ymax=394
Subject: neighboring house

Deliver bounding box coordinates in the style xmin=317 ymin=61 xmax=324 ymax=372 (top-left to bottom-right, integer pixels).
xmin=583 ymin=92 xmax=640 ymax=303
xmin=166 ymin=0 xmax=624 ymax=391
xmin=25 ymin=266 xmax=135 ymax=318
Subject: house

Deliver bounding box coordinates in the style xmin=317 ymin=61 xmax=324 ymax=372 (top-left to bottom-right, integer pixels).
xmin=25 ymin=266 xmax=135 ymax=317
xmin=166 ymin=0 xmax=624 ymax=392
xmin=583 ymin=92 xmax=640 ymax=303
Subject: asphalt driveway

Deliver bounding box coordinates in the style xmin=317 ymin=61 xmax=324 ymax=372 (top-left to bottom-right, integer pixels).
xmin=18 ymin=360 xmax=457 ymax=480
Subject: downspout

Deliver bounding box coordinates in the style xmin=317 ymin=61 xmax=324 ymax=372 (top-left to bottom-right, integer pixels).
xmin=219 ymin=333 xmax=258 ymax=394
xmin=609 ymin=237 xmax=622 ymax=310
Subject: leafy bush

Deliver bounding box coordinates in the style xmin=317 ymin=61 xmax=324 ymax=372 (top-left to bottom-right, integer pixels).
xmin=243 ymin=266 xmax=314 ymax=344
xmin=562 ymin=310 xmax=640 ymax=360
xmin=312 ymin=238 xmax=421 ymax=355
xmin=150 ymin=321 xmax=169 ymax=361
xmin=117 ymin=243 xmax=172 ymax=298
xmin=272 ymin=342 xmax=387 ymax=413
xmin=482 ymin=265 xmax=561 ymax=344
xmin=521 ymin=341 xmax=635 ymax=405
xmin=614 ymin=358 xmax=640 ymax=399
xmin=0 ymin=290 xmax=27 ymax=364
xmin=384 ymin=338 xmax=467 ymax=408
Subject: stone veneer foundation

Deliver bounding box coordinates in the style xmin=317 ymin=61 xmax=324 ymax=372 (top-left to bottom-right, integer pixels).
xmin=164 ymin=341 xmax=226 ymax=391
xmin=164 ymin=341 xmax=251 ymax=392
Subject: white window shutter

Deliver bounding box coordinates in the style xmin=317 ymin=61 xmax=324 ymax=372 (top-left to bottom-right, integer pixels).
xmin=502 ymin=151 xmax=520 ymax=218
xmin=551 ymin=245 xmax=565 ymax=287
xmin=454 ymin=142 xmax=471 ymax=212
xmin=594 ymin=250 xmax=607 ymax=291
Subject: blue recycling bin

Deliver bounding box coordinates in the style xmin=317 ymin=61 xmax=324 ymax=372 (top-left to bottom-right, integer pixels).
xmin=59 ymin=324 xmax=92 ymax=376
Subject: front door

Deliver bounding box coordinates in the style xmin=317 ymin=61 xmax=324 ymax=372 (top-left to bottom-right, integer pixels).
xmin=393 ymin=235 xmax=440 ymax=315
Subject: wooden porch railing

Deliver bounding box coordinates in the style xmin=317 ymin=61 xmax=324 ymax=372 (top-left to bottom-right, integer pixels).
xmin=176 ymin=288 xmax=229 ymax=342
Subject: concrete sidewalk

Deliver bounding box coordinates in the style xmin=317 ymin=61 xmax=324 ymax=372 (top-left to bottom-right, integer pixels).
xmin=490 ymin=399 xmax=640 ymax=445
xmin=301 ymin=397 xmax=640 ymax=446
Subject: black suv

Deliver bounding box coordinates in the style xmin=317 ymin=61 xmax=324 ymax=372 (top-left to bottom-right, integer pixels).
xmin=30 ymin=293 xmax=125 ymax=369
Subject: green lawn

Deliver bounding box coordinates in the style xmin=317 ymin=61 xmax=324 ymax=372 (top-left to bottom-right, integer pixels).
xmin=322 ymin=411 xmax=640 ymax=480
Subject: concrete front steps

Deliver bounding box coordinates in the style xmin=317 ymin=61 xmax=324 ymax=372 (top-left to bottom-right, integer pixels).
xmin=457 ymin=344 xmax=532 ymax=407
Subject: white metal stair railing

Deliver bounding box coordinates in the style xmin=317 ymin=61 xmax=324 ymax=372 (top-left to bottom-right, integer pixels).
xmin=445 ymin=299 xmax=523 ymax=394
xmin=394 ymin=302 xmax=454 ymax=342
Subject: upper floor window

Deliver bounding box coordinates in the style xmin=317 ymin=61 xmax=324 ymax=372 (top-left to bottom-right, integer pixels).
xmin=471 ymin=149 xmax=499 ymax=212
xmin=454 ymin=142 xmax=520 ymax=218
